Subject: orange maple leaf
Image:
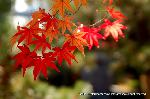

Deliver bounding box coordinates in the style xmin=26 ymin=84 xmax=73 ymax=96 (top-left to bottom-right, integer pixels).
xmin=45 ymin=27 xmax=59 ymax=43
xmin=73 ymin=0 xmax=87 ymax=8
xmin=58 ymin=16 xmax=75 ymax=34
xmin=52 ymin=0 xmax=74 ymax=16
xmin=26 ymin=8 xmax=46 ymax=28
xmin=64 ymin=29 xmax=88 ymax=55
xmin=103 ymin=0 xmax=113 ymax=5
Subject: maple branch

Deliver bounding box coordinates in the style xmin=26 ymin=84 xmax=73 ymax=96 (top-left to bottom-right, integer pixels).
xmin=73 ymin=4 xmax=82 ymax=15
xmin=89 ymin=14 xmax=109 ymax=27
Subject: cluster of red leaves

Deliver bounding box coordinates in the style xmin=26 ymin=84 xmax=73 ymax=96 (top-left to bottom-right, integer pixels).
xmin=11 ymin=0 xmax=127 ymax=80
xmin=78 ymin=1 xmax=127 ymax=49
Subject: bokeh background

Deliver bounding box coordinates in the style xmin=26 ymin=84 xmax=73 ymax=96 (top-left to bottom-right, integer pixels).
xmin=0 ymin=0 xmax=150 ymax=99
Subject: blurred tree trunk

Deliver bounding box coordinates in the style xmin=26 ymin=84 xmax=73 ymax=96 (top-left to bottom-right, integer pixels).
xmin=0 ymin=0 xmax=13 ymax=98
xmin=0 ymin=55 xmax=13 ymax=99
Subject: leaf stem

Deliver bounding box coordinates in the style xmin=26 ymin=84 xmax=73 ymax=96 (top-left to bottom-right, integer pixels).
xmin=89 ymin=14 xmax=109 ymax=27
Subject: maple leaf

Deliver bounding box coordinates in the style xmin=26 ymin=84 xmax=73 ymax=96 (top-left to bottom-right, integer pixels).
xmin=13 ymin=45 xmax=37 ymax=76
xmin=11 ymin=26 xmax=22 ymax=46
xmin=103 ymin=0 xmax=113 ymax=5
xmin=52 ymin=0 xmax=74 ymax=16
xmin=64 ymin=29 xmax=88 ymax=55
xmin=45 ymin=27 xmax=59 ymax=43
xmin=39 ymin=13 xmax=57 ymax=29
xmin=106 ymin=7 xmax=127 ymax=19
xmin=11 ymin=26 xmax=43 ymax=45
xmin=79 ymin=25 xmax=104 ymax=50
xmin=73 ymin=0 xmax=87 ymax=8
xmin=58 ymin=16 xmax=75 ymax=34
xmin=53 ymin=42 xmax=77 ymax=65
xmin=33 ymin=52 xmax=60 ymax=80
xmin=37 ymin=13 xmax=60 ymax=43
xmin=10 ymin=33 xmax=18 ymax=46
xmin=29 ymin=34 xmax=51 ymax=53
xmin=27 ymin=8 xmax=47 ymax=28
xmin=100 ymin=19 xmax=127 ymax=42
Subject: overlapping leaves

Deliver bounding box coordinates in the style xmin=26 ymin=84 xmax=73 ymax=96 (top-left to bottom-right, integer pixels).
xmin=11 ymin=0 xmax=127 ymax=80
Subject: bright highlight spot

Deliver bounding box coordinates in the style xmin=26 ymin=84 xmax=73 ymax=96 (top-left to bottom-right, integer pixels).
xmin=15 ymin=0 xmax=28 ymax=13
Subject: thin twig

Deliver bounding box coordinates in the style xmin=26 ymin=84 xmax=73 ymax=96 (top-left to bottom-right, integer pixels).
xmin=89 ymin=14 xmax=109 ymax=27
xmin=73 ymin=4 xmax=82 ymax=15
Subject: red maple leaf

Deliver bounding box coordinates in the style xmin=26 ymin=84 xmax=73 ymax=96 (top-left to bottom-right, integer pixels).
xmin=79 ymin=25 xmax=104 ymax=50
xmin=100 ymin=19 xmax=127 ymax=42
xmin=33 ymin=52 xmax=60 ymax=80
xmin=52 ymin=42 xmax=77 ymax=65
xmin=39 ymin=14 xmax=59 ymax=42
xmin=106 ymin=7 xmax=127 ymax=19
xmin=11 ymin=26 xmax=43 ymax=45
xmin=13 ymin=45 xmax=37 ymax=76
xmin=39 ymin=13 xmax=58 ymax=30
xmin=29 ymin=34 xmax=51 ymax=53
